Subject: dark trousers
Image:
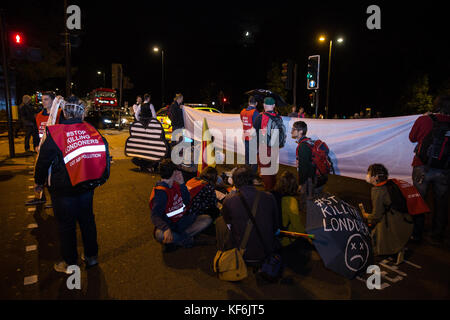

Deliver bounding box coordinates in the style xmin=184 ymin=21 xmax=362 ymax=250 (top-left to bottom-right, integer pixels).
xmin=412 ymin=165 xmax=449 ymax=239
xmin=24 ymin=125 xmax=39 ymax=151
xmin=50 ymin=190 xmax=98 ymax=265
xmin=244 ymin=139 xmax=258 ymax=174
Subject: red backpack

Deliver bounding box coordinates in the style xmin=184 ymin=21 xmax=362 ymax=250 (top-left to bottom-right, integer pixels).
xmin=297 ymin=138 xmax=334 ymax=177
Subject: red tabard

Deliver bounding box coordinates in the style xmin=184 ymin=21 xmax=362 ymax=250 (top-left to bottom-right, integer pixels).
xmin=390 ymin=179 xmax=430 ymax=215
xmin=186 ymin=178 xmax=208 ymax=199
xmin=149 ymin=182 xmax=187 ymax=223
xmin=47 ymin=122 xmax=107 ymax=187
xmin=36 ymin=109 xmax=62 ymax=139
xmin=240 ymin=108 xmax=257 ymax=141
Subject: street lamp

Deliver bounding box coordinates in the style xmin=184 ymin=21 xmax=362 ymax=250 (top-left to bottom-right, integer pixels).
xmin=97 ymin=70 xmax=105 ymax=87
xmin=318 ymin=35 xmax=344 ymax=118
xmin=153 ymin=46 xmax=165 ymax=106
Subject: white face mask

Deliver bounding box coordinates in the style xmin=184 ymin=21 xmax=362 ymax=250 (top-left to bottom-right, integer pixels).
xmin=365 ymin=174 xmax=372 ymax=184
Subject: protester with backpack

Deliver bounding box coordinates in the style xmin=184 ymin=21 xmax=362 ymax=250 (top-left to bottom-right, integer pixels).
xmin=409 ymin=95 xmax=450 ymax=245
xmin=216 ymin=166 xmax=281 ymax=276
xmin=361 ymin=164 xmax=413 ymax=264
xmin=34 ymin=96 xmax=110 ymax=273
xmin=291 ymin=121 xmax=333 ymax=195
xmin=253 ymin=97 xmax=287 ymax=191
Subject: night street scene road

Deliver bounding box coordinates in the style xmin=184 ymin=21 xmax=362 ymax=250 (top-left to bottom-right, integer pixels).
xmin=0 ymin=0 xmax=449 ymax=314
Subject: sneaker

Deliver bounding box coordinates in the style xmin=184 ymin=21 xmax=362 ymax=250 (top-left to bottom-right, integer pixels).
xmin=81 ymin=253 xmax=99 ymax=267
xmin=25 ymin=197 xmax=46 ymax=206
xmin=54 ymin=261 xmax=76 ymax=274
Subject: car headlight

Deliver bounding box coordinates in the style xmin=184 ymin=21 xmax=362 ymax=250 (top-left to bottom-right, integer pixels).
xmin=104 ymin=119 xmax=112 ymax=123
xmin=121 ymin=118 xmax=128 ymax=124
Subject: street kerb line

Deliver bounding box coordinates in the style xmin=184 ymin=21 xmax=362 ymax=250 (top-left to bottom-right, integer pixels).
xmin=387 ymin=257 xmax=422 ymax=269
xmin=24 ymin=275 xmax=38 ymax=286
xmin=26 ymin=245 xmax=37 ymax=252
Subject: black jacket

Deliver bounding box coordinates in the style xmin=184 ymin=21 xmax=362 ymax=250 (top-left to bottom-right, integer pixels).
xmin=169 ymin=101 xmax=184 ymax=130
xmin=19 ymin=103 xmax=37 ymax=126
xmin=34 ymin=118 xmax=109 ymax=196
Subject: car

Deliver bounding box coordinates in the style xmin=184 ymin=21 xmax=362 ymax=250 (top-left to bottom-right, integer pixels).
xmin=84 ymin=109 xmax=126 ymax=129
xmin=156 ymin=104 xmax=221 ymax=140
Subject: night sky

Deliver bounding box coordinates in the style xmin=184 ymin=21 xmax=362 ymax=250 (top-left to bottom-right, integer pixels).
xmin=3 ymin=0 xmax=449 ymax=116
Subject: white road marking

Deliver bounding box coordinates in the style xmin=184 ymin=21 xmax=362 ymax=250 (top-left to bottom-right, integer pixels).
xmin=24 ymin=275 xmax=38 ymax=285
xmin=403 ymin=260 xmax=422 ymax=269
xmin=25 ymin=245 xmax=37 ymax=252
xmin=380 ymin=261 xmax=407 ymax=277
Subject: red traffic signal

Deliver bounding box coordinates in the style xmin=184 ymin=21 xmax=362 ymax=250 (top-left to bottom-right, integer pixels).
xmin=11 ymin=32 xmax=24 ymax=45
xmin=223 ymin=98 xmax=227 ymax=102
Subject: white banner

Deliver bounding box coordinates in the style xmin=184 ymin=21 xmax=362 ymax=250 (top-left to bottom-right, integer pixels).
xmin=183 ymin=107 xmax=420 ymax=183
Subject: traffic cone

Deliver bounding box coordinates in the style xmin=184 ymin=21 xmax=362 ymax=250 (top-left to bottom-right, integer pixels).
xmin=197 ymin=118 xmax=215 ymax=175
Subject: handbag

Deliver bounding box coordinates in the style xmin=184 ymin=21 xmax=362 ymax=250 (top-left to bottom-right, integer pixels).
xmin=239 ymin=192 xmax=283 ymax=282
xmin=213 ymin=192 xmax=262 ymax=281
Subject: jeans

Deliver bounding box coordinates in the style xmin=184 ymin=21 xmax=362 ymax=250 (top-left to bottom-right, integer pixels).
xmin=24 ymin=125 xmax=39 ymax=151
xmin=244 ymin=139 xmax=258 ymax=174
xmin=412 ymin=165 xmax=449 ymax=239
xmin=155 ymin=214 xmax=212 ymax=247
xmin=51 ymin=190 xmax=99 ymax=265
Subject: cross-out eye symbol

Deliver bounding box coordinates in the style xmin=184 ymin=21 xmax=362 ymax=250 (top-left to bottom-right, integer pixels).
xmin=351 ymin=243 xmax=356 ymax=250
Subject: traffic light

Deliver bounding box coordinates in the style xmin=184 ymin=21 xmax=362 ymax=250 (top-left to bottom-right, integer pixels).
xmin=281 ymin=60 xmax=294 ymax=90
xmin=309 ymin=92 xmax=315 ymax=108
xmin=307 ymin=55 xmax=320 ymax=90
xmin=9 ymin=32 xmax=27 ymax=60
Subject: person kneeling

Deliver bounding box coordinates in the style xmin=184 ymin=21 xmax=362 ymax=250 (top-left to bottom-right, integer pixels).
xmin=150 ymin=159 xmax=212 ymax=251
xmin=362 ymin=164 xmax=413 ymax=264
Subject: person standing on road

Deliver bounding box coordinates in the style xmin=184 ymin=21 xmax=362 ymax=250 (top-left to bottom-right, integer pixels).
xmin=408 ymin=95 xmax=450 ymax=245
xmin=240 ymin=96 xmax=259 ymax=174
xmin=150 ymin=159 xmax=212 ymax=252
xmin=34 ymin=96 xmax=110 ymax=273
xmin=19 ymin=95 xmax=39 ymax=153
xmin=132 ymin=95 xmax=143 ymax=121
xmin=291 ymin=121 xmax=329 ymax=196
xmin=138 ymin=93 xmax=156 ymax=123
xmin=253 ymin=97 xmax=286 ymax=191
xmin=35 ymin=91 xmax=64 ymax=147
xmin=169 ymin=93 xmax=185 ymax=131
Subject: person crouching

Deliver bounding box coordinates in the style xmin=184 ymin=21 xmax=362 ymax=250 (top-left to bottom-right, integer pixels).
xmin=150 ymin=159 xmax=212 ymax=251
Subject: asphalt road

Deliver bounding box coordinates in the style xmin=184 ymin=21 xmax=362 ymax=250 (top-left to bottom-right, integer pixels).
xmin=0 ymin=133 xmax=449 ymax=300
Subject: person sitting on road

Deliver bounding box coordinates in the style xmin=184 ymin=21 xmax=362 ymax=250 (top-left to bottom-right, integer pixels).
xmin=216 ymin=165 xmax=280 ymax=265
xmin=271 ymin=171 xmax=306 ymax=247
xmin=150 ymin=159 xmax=212 ymax=252
xmin=361 ymin=164 xmax=413 ymax=264
xmin=186 ymin=166 xmax=220 ymax=219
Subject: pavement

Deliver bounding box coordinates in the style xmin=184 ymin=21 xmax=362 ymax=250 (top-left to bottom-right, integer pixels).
xmin=0 ymin=130 xmax=449 ymax=300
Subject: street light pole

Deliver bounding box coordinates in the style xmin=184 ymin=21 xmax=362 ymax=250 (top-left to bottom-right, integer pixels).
xmin=161 ymin=49 xmax=164 ymax=107
xmin=0 ymin=10 xmax=15 ymax=157
xmin=325 ymin=39 xmax=332 ymax=119
xmin=64 ymin=0 xmax=71 ymax=97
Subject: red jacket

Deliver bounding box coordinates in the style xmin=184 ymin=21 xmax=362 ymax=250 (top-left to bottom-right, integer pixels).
xmin=409 ymin=113 xmax=450 ymax=167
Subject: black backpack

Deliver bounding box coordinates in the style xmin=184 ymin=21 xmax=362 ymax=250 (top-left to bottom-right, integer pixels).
xmin=262 ymin=113 xmax=287 ymax=148
xmin=416 ymin=114 xmax=450 ymax=169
